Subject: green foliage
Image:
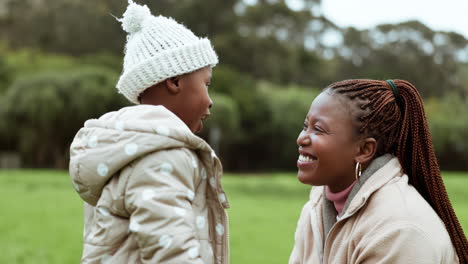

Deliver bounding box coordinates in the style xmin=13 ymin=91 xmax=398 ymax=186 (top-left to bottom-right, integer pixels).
xmin=0 ymin=0 xmax=126 ymax=55
xmin=205 ymin=93 xmax=241 ymax=134
xmin=1 ymin=66 xmax=129 ymax=167
xmin=0 ymin=57 xmax=12 ymax=95
xmin=258 ymin=82 xmax=320 ymax=169
xmin=1 ymin=170 xmax=467 ymax=264
xmin=426 ymin=94 xmax=468 ymax=170
xmin=230 ymin=1 xmax=323 ymax=85
xmin=0 ymin=1 xmax=467 ymax=169
xmin=0 ymin=46 xmax=123 ymax=90
xmin=457 ymin=63 xmax=468 ymax=96
xmin=206 ymin=66 xmax=273 ymax=170
xmin=79 ymin=52 xmax=123 ymax=72
xmin=1 ymin=47 xmax=78 ymax=77
xmin=336 ymin=21 xmax=466 ymax=97
xmin=201 ymin=93 xmax=241 ymax=166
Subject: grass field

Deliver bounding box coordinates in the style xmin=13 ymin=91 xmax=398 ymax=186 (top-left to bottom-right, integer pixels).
xmin=1 ymin=170 xmax=467 ymax=264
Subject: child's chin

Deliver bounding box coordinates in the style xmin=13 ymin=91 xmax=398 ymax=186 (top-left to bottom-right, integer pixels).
xmin=192 ymin=121 xmax=203 ymax=133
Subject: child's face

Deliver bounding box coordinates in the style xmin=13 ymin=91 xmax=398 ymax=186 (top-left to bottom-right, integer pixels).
xmin=176 ymin=66 xmax=213 ymax=133
xmin=296 ymin=91 xmax=360 ymax=191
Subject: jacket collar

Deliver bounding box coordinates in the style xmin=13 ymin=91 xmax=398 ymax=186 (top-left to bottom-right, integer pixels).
xmin=341 ymin=154 xmax=393 ymax=215
xmin=309 ymin=155 xmax=403 ymax=219
xmin=341 ymin=156 xmax=403 ymax=218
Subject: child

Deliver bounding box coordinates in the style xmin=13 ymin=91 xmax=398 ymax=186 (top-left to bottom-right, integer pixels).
xmin=69 ymin=1 xmax=229 ymax=263
xmin=289 ymin=79 xmax=467 ymax=263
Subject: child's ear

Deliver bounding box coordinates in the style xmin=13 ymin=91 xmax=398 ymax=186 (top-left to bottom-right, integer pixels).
xmin=355 ymin=137 xmax=377 ymax=165
xmin=165 ymin=76 xmax=181 ymax=94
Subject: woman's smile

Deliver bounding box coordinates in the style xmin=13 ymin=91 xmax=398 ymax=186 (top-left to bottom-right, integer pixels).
xmin=297 ymin=151 xmax=318 ymax=169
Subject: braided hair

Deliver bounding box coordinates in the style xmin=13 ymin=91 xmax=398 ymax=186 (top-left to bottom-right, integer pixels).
xmin=325 ymin=79 xmax=467 ymax=262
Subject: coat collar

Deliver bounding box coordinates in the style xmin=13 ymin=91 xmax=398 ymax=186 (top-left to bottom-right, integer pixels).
xmin=342 ymin=156 xmax=403 ymax=218
xmin=309 ymin=155 xmax=404 ymax=220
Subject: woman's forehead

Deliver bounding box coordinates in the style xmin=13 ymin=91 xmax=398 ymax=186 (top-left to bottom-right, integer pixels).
xmin=308 ymin=92 xmax=349 ymax=118
xmin=307 ymin=92 xmax=352 ymax=125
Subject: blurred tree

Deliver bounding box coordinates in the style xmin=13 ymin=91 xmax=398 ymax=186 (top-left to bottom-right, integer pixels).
xmin=0 ymin=55 xmax=11 ymax=94
xmin=144 ymin=0 xmax=238 ymax=37
xmin=0 ymin=0 xmax=326 ymax=86
xmin=1 ymin=0 xmax=465 ymax=97
xmin=335 ymin=21 xmax=467 ymax=97
xmin=1 ymin=66 xmax=129 ymax=168
xmin=258 ymin=81 xmax=319 ymax=169
xmin=232 ymin=0 xmax=324 ymax=85
xmin=1 ymin=47 xmax=78 ymax=77
xmin=0 ymin=0 xmax=467 ymax=170
xmin=205 ymin=65 xmax=273 ymax=170
xmin=457 ymin=63 xmax=468 ymax=97
xmin=426 ymin=94 xmax=468 ymax=170
xmin=200 ymin=93 xmax=241 ymax=170
xmin=0 ymin=0 xmax=126 ymax=55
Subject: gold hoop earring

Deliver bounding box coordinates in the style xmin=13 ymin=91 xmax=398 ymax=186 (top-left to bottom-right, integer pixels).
xmin=355 ymin=162 xmax=362 ymax=181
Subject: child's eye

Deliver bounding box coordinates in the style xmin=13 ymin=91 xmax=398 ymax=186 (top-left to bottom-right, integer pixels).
xmin=303 ymin=122 xmax=308 ymax=131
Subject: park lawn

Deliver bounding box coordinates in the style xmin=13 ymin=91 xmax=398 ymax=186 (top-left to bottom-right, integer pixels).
xmin=0 ymin=170 xmax=467 ymax=264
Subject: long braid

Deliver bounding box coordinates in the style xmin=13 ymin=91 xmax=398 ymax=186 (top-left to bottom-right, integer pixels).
xmin=327 ymin=79 xmax=468 ymax=262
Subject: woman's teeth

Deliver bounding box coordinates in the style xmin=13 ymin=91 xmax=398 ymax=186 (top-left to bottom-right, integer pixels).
xmin=298 ymin=154 xmax=315 ymax=162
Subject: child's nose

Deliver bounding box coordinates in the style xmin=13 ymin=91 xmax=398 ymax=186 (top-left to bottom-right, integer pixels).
xmin=209 ymin=98 xmax=213 ymax=109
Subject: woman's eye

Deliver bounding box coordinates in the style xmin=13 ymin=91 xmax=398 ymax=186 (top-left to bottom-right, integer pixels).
xmin=314 ymin=126 xmax=323 ymax=133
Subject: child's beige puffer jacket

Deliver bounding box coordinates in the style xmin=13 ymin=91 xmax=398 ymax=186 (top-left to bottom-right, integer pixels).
xmin=69 ymin=105 xmax=229 ymax=264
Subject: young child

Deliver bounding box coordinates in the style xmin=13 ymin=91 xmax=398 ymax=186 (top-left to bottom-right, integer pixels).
xmin=69 ymin=1 xmax=229 ymax=263
xmin=289 ymin=79 xmax=467 ymax=263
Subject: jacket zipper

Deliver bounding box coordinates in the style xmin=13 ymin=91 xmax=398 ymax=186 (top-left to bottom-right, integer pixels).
xmin=224 ymin=211 xmax=230 ymax=264
xmin=311 ymin=207 xmax=324 ymax=263
xmin=320 ymin=199 xmax=366 ymax=263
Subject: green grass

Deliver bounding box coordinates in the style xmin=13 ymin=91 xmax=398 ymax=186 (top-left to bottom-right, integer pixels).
xmin=0 ymin=170 xmax=467 ymax=264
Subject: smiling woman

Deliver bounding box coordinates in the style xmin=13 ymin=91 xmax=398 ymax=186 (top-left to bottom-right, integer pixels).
xmin=290 ymin=79 xmax=467 ymax=263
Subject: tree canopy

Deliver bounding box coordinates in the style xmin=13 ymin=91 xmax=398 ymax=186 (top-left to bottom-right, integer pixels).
xmin=0 ymin=0 xmax=467 ymax=170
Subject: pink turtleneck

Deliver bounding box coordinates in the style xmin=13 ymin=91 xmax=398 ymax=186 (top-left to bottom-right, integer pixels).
xmin=325 ymin=181 xmax=357 ymax=216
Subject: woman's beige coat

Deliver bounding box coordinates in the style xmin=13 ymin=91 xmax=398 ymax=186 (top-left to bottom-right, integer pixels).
xmin=289 ymin=155 xmax=458 ymax=264
xmin=69 ymin=105 xmax=229 ymax=264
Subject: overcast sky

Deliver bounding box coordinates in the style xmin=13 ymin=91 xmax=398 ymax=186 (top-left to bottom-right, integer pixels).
xmin=321 ymin=0 xmax=468 ymax=39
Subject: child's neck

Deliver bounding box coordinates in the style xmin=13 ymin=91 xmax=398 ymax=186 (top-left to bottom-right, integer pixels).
xmin=325 ymin=181 xmax=357 ymax=216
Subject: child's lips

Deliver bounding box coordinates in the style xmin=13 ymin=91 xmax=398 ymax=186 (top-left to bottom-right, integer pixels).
xmin=201 ymin=114 xmax=210 ymax=121
xmin=195 ymin=115 xmax=209 ymax=133
xmin=197 ymin=114 xmax=210 ymax=132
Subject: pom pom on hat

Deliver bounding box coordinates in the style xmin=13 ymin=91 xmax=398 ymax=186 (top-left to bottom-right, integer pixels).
xmin=120 ymin=0 xmax=151 ymax=34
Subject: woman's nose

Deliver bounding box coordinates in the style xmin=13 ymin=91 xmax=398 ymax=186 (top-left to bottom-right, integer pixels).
xmin=297 ymin=131 xmax=311 ymax=146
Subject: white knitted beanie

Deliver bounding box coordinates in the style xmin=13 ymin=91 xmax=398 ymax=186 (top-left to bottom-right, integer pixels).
xmin=116 ymin=1 xmax=218 ymax=104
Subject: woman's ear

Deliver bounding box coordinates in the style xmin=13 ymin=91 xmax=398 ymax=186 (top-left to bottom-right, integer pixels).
xmin=165 ymin=76 xmax=181 ymax=94
xmin=355 ymin=137 xmax=377 ymax=165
